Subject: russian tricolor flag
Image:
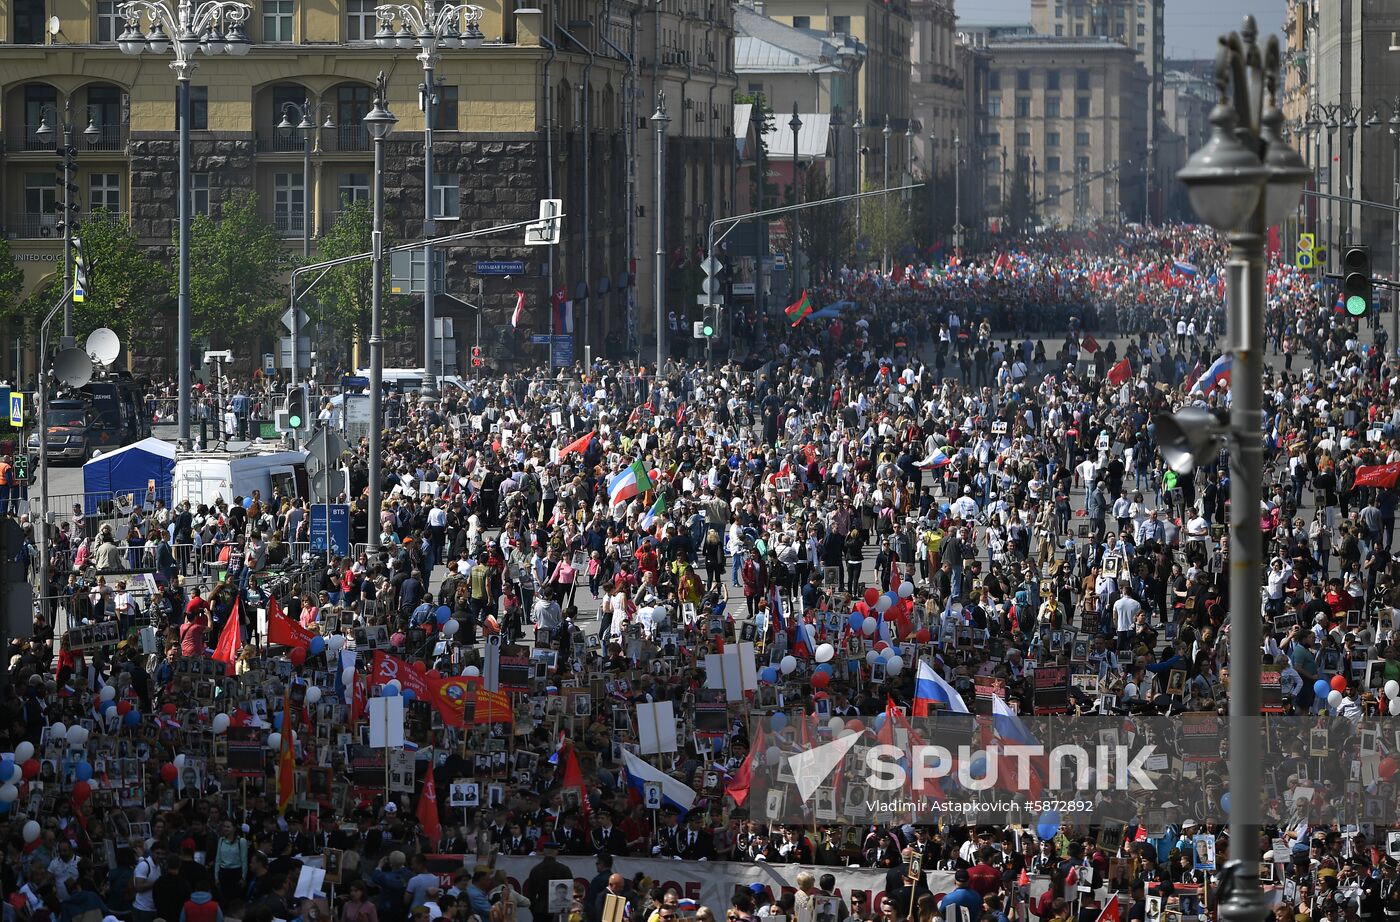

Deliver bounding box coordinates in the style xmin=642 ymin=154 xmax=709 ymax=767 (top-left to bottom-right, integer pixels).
xmin=794 ymin=620 xmax=818 ymax=658
xmin=913 ymin=659 xmax=969 ymax=716
xmin=622 ymin=750 xmax=697 ymax=815
xmin=915 ymin=446 xmax=952 ymax=469
xmin=1172 ymin=261 xmax=1200 ymax=278
xmin=1190 ymin=353 xmax=1232 ymax=395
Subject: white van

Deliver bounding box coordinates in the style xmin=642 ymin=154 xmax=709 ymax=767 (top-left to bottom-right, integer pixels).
xmin=173 ymin=449 xmax=310 ymax=509
xmin=352 ymin=368 xmax=471 ymax=396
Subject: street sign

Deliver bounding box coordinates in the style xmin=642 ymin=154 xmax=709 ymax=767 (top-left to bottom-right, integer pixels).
xmin=530 ymin=334 xmax=552 ymax=344
xmin=697 ymin=295 xmax=725 ymax=306
xmin=1296 ymin=251 xmax=1314 ymax=269
xmin=341 ymin=375 xmax=370 ymax=389
xmin=8 ymin=392 xmax=22 ymax=427
xmin=701 ymin=256 xmax=722 ymax=276
xmin=309 ymin=503 xmax=351 ymax=557
xmin=476 ymin=260 xmax=525 ymax=276
xmin=772 ymin=253 xmax=787 ymax=270
xmin=279 ymin=307 xmax=310 ymax=333
xmin=1315 ymin=246 xmax=1328 ymax=267
xmin=1299 ymin=233 xmax=1315 ymax=252
xmin=550 ymin=334 xmax=574 ymax=369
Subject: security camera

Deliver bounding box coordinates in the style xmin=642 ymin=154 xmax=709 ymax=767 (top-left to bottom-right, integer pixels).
xmin=203 ymin=350 xmax=233 ymax=364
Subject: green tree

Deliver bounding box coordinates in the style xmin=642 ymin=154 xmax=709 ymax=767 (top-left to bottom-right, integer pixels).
xmin=0 ymin=235 xmax=26 ymax=332
xmin=1005 ymin=170 xmax=1033 ymax=236
xmin=186 ymin=191 xmax=288 ymax=344
xmin=858 ymin=180 xmax=912 ymax=269
xmin=316 ymin=198 xmax=377 ymax=343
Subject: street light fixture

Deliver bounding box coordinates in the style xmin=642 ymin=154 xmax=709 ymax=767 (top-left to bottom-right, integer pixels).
xmin=1172 ymin=21 xmax=1306 ymax=922
xmin=852 ymin=111 xmax=864 ymax=244
xmin=650 ymin=94 xmax=670 ymax=375
xmin=119 ymin=0 xmax=251 ymax=451
xmin=363 ymin=71 xmax=396 ymax=555
xmin=372 ymin=0 xmax=484 ymax=398
xmin=34 ymin=100 xmax=103 ymax=345
xmin=790 ymin=104 xmax=802 ymax=295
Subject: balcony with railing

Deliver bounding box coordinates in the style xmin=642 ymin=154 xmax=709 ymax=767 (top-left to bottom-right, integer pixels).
xmin=274 ymin=212 xmax=307 ymax=236
xmin=256 ymin=131 xmax=307 ymax=154
xmin=8 ymin=211 xmax=128 ymax=238
xmin=330 ymin=125 xmax=369 ymax=152
xmin=85 ymin=124 xmax=126 ymax=151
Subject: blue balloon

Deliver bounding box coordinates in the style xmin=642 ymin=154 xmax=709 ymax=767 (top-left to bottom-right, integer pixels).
xmin=0 ymin=799 xmax=10 ymax=814
xmin=760 ymin=667 xmax=779 ymax=684
xmin=381 ymin=684 xmax=401 ymax=697
xmin=970 ymin=754 xmax=988 ymax=777
xmin=0 ymin=761 xmax=11 ymax=782
xmin=122 ymin=710 xmax=140 ymax=727
xmin=885 ymin=591 xmax=900 ymax=607
xmin=848 ymin=613 xmax=864 ymax=631
xmin=436 ymin=605 xmax=452 ymax=625
xmin=1221 ymin=792 xmax=1231 ymax=813
xmin=101 ymin=699 xmax=115 ymax=713
xmin=770 ymin=712 xmax=789 ymax=732
xmin=308 ymin=635 xmax=326 ymax=656
xmin=402 ymin=688 xmax=416 ymax=702
xmin=243 ymin=497 xmax=254 ymax=509
xmin=1313 ymin=679 xmax=1331 ymax=699
xmin=274 ymin=712 xmax=285 ymax=729
xmin=75 ymin=761 xmax=93 ymax=782
xmin=815 ymin=664 xmax=833 ymax=676
xmin=1036 ymin=810 xmax=1062 ymax=840
xmin=873 ymin=713 xmax=887 ymax=732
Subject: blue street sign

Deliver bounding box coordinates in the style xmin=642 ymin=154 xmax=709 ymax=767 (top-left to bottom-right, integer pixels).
xmin=476 ymin=260 xmax=525 ymax=276
xmin=530 ymin=335 xmax=552 ymax=344
xmin=309 ymin=504 xmax=351 ymax=557
xmin=340 ymin=375 xmax=370 ymax=389
xmin=550 ymin=334 xmax=574 ymax=369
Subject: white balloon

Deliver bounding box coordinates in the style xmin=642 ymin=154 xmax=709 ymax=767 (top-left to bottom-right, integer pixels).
xmin=780 ymin=655 xmax=797 ymax=675
xmin=327 ymin=635 xmax=346 ymax=654
xmin=875 ymin=595 xmax=893 ymax=613
xmin=1390 ymin=698 xmax=1400 ymax=717
xmin=13 ymin=742 xmax=33 ymax=763
xmin=22 ymin=820 xmax=40 ymax=843
xmin=865 ymin=650 xmax=882 ymax=666
xmin=765 ymin=746 xmax=783 ymax=764
xmin=66 ymin=725 xmax=87 ymax=746
xmin=815 ymin=643 xmax=835 ymax=664
xmin=1327 ymin=689 xmax=1343 ymax=708
xmin=897 ymin=582 xmax=914 ymax=599
xmin=443 ymin=619 xmax=460 ymax=637
xmin=1387 ymin=680 xmax=1399 ymax=700
xmin=50 ymin=722 xmax=66 ymax=740
xmin=862 ymin=616 xmax=878 ymax=636
xmin=341 ymin=666 xmax=357 ymax=685
xmin=0 ymin=784 xmax=17 ymax=802
xmin=267 ymin=732 xmax=282 ymax=750
xmin=173 ymin=754 xmax=187 ymax=770
xmin=464 ymin=665 xmax=481 ymax=678
xmin=211 ymin=713 xmax=231 ymax=734
xmin=305 ymin=686 xmax=323 ymax=705
xmin=885 ymin=655 xmax=904 ymax=676
xmin=99 ymin=686 xmax=117 ymax=702
xmin=828 ymin=717 xmax=846 ymax=732
xmin=7 ymin=764 xmax=20 ymax=785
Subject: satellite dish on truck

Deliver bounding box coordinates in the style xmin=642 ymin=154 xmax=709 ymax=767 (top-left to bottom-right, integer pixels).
xmin=86 ymin=327 xmax=121 ymax=366
xmin=53 ymin=347 xmax=94 ymax=388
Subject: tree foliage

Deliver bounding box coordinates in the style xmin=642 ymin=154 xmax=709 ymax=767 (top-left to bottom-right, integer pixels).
xmin=316 ymin=198 xmax=376 ymax=343
xmin=857 ymin=180 xmax=912 ymax=269
xmin=0 ymin=235 xmax=27 ymax=332
xmin=186 ymin=191 xmax=288 ymax=344
xmin=799 ymin=166 xmax=852 ymax=280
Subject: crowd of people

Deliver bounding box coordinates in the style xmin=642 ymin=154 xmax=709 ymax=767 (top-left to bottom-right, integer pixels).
xmin=6 ymin=223 xmax=1400 ymax=922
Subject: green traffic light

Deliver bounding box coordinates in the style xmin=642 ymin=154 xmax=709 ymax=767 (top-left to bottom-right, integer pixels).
xmin=1346 ymin=295 xmax=1368 ymax=317
xmin=702 ymin=323 xmax=715 ymax=337
xmin=289 ymin=415 xmax=303 ymax=428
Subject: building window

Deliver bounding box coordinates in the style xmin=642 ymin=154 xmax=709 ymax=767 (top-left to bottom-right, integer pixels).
xmin=1047 ymin=183 xmax=1060 ymax=200
xmin=89 ymin=173 xmax=121 ymax=212
xmin=433 ymin=85 xmax=459 ymax=130
xmin=1046 ymin=131 xmax=1060 ymax=147
xmin=1076 ymin=155 xmax=1091 ymax=173
xmin=1076 ymin=68 xmax=1090 ymax=90
xmin=192 ymin=173 xmax=211 ymax=215
xmin=274 ymin=171 xmax=304 ymax=233
xmin=14 ymin=0 xmax=45 ymax=43
xmin=1075 ymin=95 xmax=1090 ymax=118
xmin=1137 ymin=41 xmax=1144 ymax=51
xmin=434 ymin=172 xmax=459 ymax=219
xmin=987 ymin=96 xmax=1001 ymax=117
xmin=1075 ymin=131 xmax=1090 ymax=147
xmin=989 ymin=72 xmax=1001 ymax=91
xmin=1046 ymin=155 xmax=1061 ymax=173
xmin=1015 ymin=131 xmax=1030 ymax=147
xmin=1046 ymin=70 xmax=1060 ymax=90
xmin=986 ymin=132 xmax=1000 ymax=146
xmin=1045 ymin=96 xmax=1060 ymax=118
xmin=263 ymin=0 xmax=293 ymax=42
xmin=791 ymin=15 xmax=808 ymax=28
xmin=338 ymin=172 xmax=369 ymax=205
xmin=1137 ymin=22 xmax=1145 ymax=36
xmin=1075 ymin=24 xmax=1083 ymax=36
xmin=1055 ymin=25 xmax=1063 ymax=35
xmin=832 ymin=15 xmax=849 ymax=32
xmin=346 ymin=0 xmax=376 ymax=41
xmin=24 ymin=84 xmax=56 ymax=148
xmin=1016 ymin=69 xmax=1030 ymax=91
xmin=1137 ymin=3 xmax=1145 ymax=14
xmin=1015 ymin=96 xmax=1030 ymax=117
xmin=747 ymin=82 xmax=764 ymax=95
xmin=96 ymin=0 xmax=122 ymax=41
xmin=1054 ymin=4 xmax=1063 ymax=16
xmin=24 ymin=174 xmax=55 ymax=224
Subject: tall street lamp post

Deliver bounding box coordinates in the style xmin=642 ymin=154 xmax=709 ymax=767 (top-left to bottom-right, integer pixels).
xmin=1167 ymin=21 xmax=1308 ymax=922
xmin=953 ymin=133 xmax=962 ymax=255
xmin=790 ymin=104 xmax=802 ymax=295
xmin=1366 ymin=99 xmax=1400 ymax=349
xmin=119 ymin=0 xmax=251 ymax=450
xmin=1145 ymin=141 xmax=1154 ymax=224
xmin=651 ymin=94 xmax=670 ymax=374
xmin=35 ymin=101 xmax=100 ymax=345
xmin=276 ymin=98 xmax=335 ymax=387
xmin=852 ymin=112 xmax=864 ymax=246
xmin=750 ymin=102 xmax=767 ymax=317
xmin=363 ymin=72 xmax=397 ymax=554
xmin=882 ymin=118 xmax=891 ymax=272
xmin=373 ymin=0 xmax=483 ymax=398
xmin=905 ymin=122 xmax=914 ymax=225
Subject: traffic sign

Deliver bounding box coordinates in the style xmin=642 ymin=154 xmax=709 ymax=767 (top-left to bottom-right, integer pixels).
xmin=701 ymin=257 xmax=722 ymax=276
xmin=1296 ymin=251 xmax=1314 ymax=269
xmin=280 ymin=307 xmax=310 ymax=332
xmin=530 ymin=334 xmax=552 ymax=344
xmin=772 ymin=253 xmax=787 ymax=270
xmin=697 ymin=295 xmax=725 ymax=306
xmin=1315 ymin=246 xmax=1328 ymax=266
xmin=1299 ymin=233 xmax=1315 ymax=252
xmin=9 ymin=392 xmax=22 ymax=427
xmin=341 ymin=375 xmax=370 ymax=389
xmin=309 ymin=504 xmax=351 ymax=557
xmin=476 ymin=260 xmax=525 ymax=276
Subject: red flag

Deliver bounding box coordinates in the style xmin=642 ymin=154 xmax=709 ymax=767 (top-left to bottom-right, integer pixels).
xmin=1354 ymin=463 xmax=1400 ymax=489
xmin=277 ymin=686 xmax=296 ymax=813
xmin=561 ymin=743 xmax=592 ymax=819
xmin=212 ymin=597 xmax=242 ymax=677
xmin=1106 ymin=358 xmax=1132 ymax=387
xmin=890 ymin=561 xmax=902 ymax=597
xmin=1095 ymin=897 xmax=1120 ymax=922
xmin=268 ymin=600 xmax=315 ymax=649
xmin=1080 ymin=334 xmax=1100 ymax=354
xmin=726 ymin=725 xmax=763 ymax=806
xmin=675 ymin=403 xmax=686 ymax=427
xmin=558 ymin=430 xmax=595 ymax=458
xmin=351 ymin=671 xmax=366 ymax=726
xmin=417 ymin=755 xmax=442 ymax=845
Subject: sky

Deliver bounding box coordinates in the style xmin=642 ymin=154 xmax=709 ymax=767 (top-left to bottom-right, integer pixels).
xmin=961 ymin=0 xmax=1288 ymax=60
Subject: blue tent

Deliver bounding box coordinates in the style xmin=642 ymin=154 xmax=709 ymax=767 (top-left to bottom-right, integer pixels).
xmin=809 ymin=300 xmax=857 ymax=320
xmin=82 ymin=437 xmax=176 ymax=515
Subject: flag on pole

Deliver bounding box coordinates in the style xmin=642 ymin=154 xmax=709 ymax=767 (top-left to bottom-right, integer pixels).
xmin=511 ymin=290 xmax=525 ymax=328
xmin=277 ymin=686 xmax=296 ymax=814
xmin=639 ymin=493 xmax=669 ymax=530
xmin=608 ymin=458 xmax=655 ymax=506
xmin=913 ymin=658 xmax=970 ymax=716
xmin=1190 ymin=354 xmax=1233 ymax=395
xmin=561 ymin=743 xmax=592 ymax=819
xmin=558 ymin=430 xmax=595 ymax=458
xmin=726 ymin=724 xmax=762 ymax=806
xmin=1106 ymin=358 xmax=1133 ymax=387
xmin=785 ymin=290 xmax=814 ymax=326
xmin=1095 ymin=897 xmax=1121 ymax=922
xmin=416 ymin=753 xmax=442 ymax=845
xmin=212 ymin=597 xmax=242 ymax=677
xmin=1172 ymin=261 xmax=1200 ymax=278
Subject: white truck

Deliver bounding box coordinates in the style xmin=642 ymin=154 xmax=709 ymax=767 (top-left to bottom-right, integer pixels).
xmin=172 ymin=449 xmax=310 ymax=510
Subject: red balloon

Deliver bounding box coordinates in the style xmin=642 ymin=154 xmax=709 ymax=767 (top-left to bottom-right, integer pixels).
xmin=854 ymin=601 xmax=869 ymax=615
xmin=811 ymin=671 xmax=831 ymax=690
xmin=21 ymin=760 xmax=38 ymax=780
xmin=289 ymin=646 xmax=307 ymax=667
xmin=874 ymin=641 xmax=889 ymax=653
xmin=426 ymin=670 xmax=441 ymax=680
xmin=864 ymin=588 xmax=880 ymax=606
xmin=412 ymin=661 xmax=427 ymax=675
xmin=116 ymin=700 xmax=132 ymax=716
xmin=1382 ymin=757 xmax=1400 ymax=782
xmin=1330 ymin=675 xmax=1347 ymax=693
xmin=162 ymin=703 xmax=178 ymax=715
xmin=846 ymin=720 xmax=865 ymax=734
xmin=916 ymin=629 xmax=932 ymax=644
xmin=883 ymin=607 xmax=899 ymax=621
xmin=72 ymin=780 xmax=92 ymax=807
xmin=160 ymin=763 xmax=177 ymax=783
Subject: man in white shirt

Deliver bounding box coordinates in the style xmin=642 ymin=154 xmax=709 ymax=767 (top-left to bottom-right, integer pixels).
xmin=1113 ymin=593 xmax=1142 ymax=646
xmin=133 ymin=841 xmax=165 ymax=922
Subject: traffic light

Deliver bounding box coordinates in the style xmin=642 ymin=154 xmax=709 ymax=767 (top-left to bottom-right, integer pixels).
xmin=701 ymin=305 xmax=719 ymax=338
xmin=470 ymin=346 xmax=484 ymax=368
xmin=286 ymin=385 xmax=310 ymax=432
xmin=1342 ymin=245 xmax=1372 ymax=318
